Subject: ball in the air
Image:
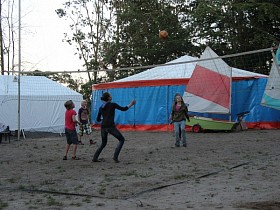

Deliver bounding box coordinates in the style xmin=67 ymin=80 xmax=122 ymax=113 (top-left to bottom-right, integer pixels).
xmin=159 ymin=30 xmax=168 ymax=39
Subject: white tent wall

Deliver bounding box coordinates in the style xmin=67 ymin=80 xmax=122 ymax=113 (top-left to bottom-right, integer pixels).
xmin=0 ymin=76 xmax=83 ymax=133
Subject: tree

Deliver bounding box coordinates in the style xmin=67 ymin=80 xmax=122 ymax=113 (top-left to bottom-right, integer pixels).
xmin=56 ymin=0 xmax=199 ymax=82
xmin=102 ymin=0 xmax=198 ymax=81
xmin=1 ymin=0 xmax=16 ymax=75
xmin=56 ymin=0 xmax=279 ymax=83
xmin=0 ymin=0 xmax=4 ymax=74
xmin=56 ymin=0 xmax=113 ymax=84
xmin=187 ymin=0 xmax=280 ymax=74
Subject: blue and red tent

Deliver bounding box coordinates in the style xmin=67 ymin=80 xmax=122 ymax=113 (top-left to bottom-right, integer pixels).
xmin=91 ymin=52 xmax=280 ymax=131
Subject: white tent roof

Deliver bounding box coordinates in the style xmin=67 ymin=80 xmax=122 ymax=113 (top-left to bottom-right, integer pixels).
xmin=116 ymin=55 xmax=267 ymax=82
xmin=0 ymin=75 xmax=82 ymax=133
xmin=0 ymin=75 xmax=80 ymax=97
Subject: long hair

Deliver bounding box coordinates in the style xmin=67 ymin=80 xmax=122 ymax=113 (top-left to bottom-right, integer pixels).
xmin=173 ymin=94 xmax=185 ymax=105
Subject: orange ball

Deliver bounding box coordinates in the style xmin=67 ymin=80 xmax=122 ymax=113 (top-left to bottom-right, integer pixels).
xmin=159 ymin=30 xmax=168 ymax=39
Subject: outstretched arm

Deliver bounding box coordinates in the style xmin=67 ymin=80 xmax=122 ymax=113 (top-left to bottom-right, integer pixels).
xmin=127 ymin=99 xmax=136 ymax=108
xmin=114 ymin=99 xmax=136 ymax=111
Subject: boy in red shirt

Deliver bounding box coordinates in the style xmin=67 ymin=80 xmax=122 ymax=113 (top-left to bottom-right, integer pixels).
xmin=63 ymin=100 xmax=81 ymax=160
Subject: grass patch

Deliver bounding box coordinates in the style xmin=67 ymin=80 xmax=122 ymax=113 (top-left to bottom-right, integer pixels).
xmin=70 ymin=202 xmax=82 ymax=207
xmin=96 ymin=203 xmax=105 ymax=207
xmin=0 ymin=199 xmax=8 ymax=209
xmin=46 ymin=195 xmax=62 ymax=206
xmin=82 ymin=197 xmax=92 ymax=203
xmin=41 ymin=178 xmax=55 ymax=185
xmin=7 ymin=177 xmax=17 ymax=183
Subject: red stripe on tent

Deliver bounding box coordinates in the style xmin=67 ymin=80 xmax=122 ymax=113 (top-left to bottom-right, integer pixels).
xmin=92 ymin=122 xmax=280 ymax=131
xmin=93 ymin=122 xmax=280 ymax=131
xmin=233 ymin=76 xmax=266 ymax=81
xmin=92 ymin=76 xmax=265 ymax=91
xmin=93 ymin=79 xmax=189 ymax=90
xmin=187 ymin=65 xmax=230 ymax=108
xmin=92 ymin=124 xmax=176 ymax=131
xmin=247 ymin=122 xmax=280 ymax=129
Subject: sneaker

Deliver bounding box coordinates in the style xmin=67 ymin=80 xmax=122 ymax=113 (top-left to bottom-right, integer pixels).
xmin=63 ymin=156 xmax=67 ymax=160
xmin=89 ymin=139 xmax=96 ymax=145
xmin=183 ymin=144 xmax=187 ymax=147
xmin=71 ymin=156 xmax=81 ymax=160
xmin=78 ymin=141 xmax=84 ymax=145
xmin=113 ymin=158 xmax=120 ymax=163
xmin=92 ymin=159 xmax=101 ymax=162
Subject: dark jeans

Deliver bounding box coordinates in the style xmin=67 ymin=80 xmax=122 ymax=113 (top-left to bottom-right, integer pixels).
xmin=93 ymin=127 xmax=125 ymax=161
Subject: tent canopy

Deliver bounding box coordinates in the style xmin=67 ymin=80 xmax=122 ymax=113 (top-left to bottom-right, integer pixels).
xmin=117 ymin=55 xmax=266 ymax=82
xmin=0 ymin=75 xmax=83 ymax=133
xmin=93 ymin=55 xmax=266 ymax=90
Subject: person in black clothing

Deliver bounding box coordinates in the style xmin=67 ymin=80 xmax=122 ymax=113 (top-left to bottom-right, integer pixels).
xmin=93 ymin=92 xmax=136 ymax=163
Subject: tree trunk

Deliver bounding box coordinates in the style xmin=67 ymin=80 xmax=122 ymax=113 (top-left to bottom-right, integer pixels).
xmin=0 ymin=1 xmax=5 ymax=75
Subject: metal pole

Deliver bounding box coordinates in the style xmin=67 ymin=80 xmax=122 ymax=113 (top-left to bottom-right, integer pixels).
xmin=229 ymin=66 xmax=232 ymax=122
xmin=17 ymin=0 xmax=21 ymax=140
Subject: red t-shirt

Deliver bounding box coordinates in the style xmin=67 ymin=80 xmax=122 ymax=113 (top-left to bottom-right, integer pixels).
xmin=65 ymin=109 xmax=77 ymax=130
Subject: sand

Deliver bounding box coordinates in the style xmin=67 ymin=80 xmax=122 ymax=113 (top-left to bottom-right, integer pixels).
xmin=0 ymin=129 xmax=280 ymax=209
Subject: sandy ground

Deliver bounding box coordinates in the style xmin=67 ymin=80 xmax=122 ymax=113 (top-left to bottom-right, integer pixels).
xmin=0 ymin=129 xmax=280 ymax=210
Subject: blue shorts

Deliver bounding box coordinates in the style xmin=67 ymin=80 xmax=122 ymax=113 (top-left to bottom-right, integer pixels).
xmin=65 ymin=128 xmax=79 ymax=145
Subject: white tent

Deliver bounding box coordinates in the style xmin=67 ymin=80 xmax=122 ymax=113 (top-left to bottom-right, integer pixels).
xmin=0 ymin=75 xmax=83 ymax=133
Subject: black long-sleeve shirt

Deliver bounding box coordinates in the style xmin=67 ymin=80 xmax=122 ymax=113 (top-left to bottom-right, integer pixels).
xmin=97 ymin=102 xmax=128 ymax=128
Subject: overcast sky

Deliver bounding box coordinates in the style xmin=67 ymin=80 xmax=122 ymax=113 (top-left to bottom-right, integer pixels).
xmin=19 ymin=0 xmax=83 ymax=73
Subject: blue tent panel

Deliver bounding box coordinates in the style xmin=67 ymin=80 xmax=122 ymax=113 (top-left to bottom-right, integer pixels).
xmin=91 ymin=78 xmax=280 ymax=129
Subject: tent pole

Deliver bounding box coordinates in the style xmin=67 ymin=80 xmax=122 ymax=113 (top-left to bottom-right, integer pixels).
xmin=229 ymin=67 xmax=232 ymax=122
xmin=271 ymin=46 xmax=280 ymax=71
xmin=17 ymin=0 xmax=21 ymax=140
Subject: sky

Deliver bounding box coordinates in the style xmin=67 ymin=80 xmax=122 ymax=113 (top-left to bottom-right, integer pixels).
xmin=19 ymin=0 xmax=83 ymax=73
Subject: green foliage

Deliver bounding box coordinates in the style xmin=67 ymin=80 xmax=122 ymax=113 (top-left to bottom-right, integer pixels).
xmin=46 ymin=196 xmax=62 ymax=206
xmin=187 ymin=0 xmax=280 ymax=73
xmin=103 ymin=0 xmax=199 ymax=81
xmin=55 ymin=0 xmax=279 ymax=88
xmin=56 ymin=0 xmax=111 ymax=83
xmin=0 ymin=199 xmax=8 ymax=209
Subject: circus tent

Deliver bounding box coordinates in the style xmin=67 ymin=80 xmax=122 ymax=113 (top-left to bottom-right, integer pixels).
xmin=91 ymin=49 xmax=280 ymax=131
